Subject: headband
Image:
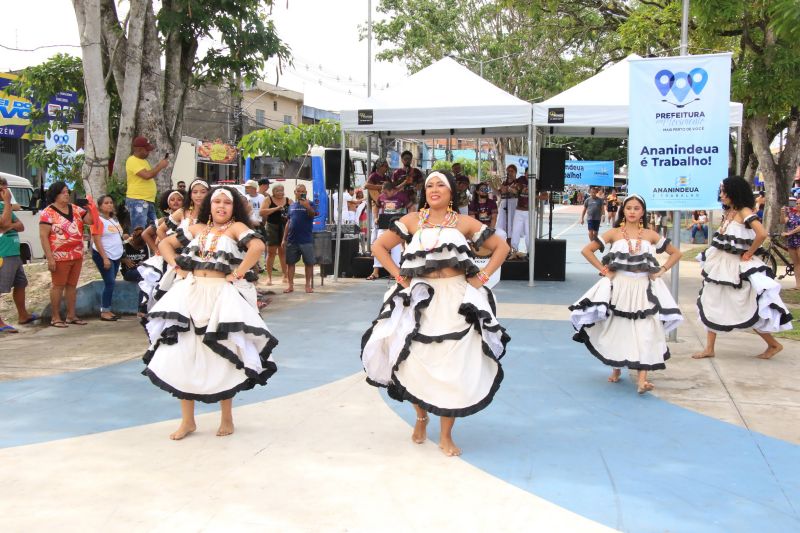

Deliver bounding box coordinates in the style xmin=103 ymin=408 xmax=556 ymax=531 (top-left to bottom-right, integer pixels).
xmin=211 ymin=188 xmax=234 ymax=201
xmin=425 ymin=171 xmax=451 ymax=190
xmin=190 ymin=179 xmax=209 ymax=191
xmin=624 ymin=193 xmax=646 ymax=206
xmin=167 ymin=190 xmax=183 ymax=202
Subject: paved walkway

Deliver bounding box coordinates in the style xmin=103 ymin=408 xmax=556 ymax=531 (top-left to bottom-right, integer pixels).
xmin=0 ymin=214 xmax=798 ymax=532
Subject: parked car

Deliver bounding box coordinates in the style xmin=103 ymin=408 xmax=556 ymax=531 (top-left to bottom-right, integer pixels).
xmin=0 ymin=172 xmax=43 ymax=263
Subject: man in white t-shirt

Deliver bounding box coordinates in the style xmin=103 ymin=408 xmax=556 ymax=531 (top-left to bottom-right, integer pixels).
xmin=244 ymin=180 xmax=266 ymax=227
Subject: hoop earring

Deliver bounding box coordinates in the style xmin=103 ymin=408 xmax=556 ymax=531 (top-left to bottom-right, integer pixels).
xmin=638 ymin=220 xmax=643 ymax=229
xmin=447 ymin=200 xmax=454 ymax=214
xmin=621 ymin=220 xmax=626 ymax=227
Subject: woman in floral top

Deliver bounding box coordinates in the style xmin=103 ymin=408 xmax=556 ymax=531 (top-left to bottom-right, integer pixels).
xmin=781 ymin=204 xmax=800 ymax=290
xmin=38 ymin=181 xmax=93 ymax=328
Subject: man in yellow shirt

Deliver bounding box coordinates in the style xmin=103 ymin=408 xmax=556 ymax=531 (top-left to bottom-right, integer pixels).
xmin=125 ymin=136 xmax=169 ymax=230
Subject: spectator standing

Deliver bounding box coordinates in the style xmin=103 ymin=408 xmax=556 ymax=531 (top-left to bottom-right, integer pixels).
xmin=257 ymin=178 xmax=271 ymax=198
xmin=510 ymin=172 xmax=530 ymax=257
xmin=368 ymin=180 xmax=413 ymax=280
xmin=580 ymin=186 xmax=605 ymax=242
xmin=605 ymin=189 xmax=620 ymax=225
xmin=38 ymin=181 xmax=93 ymax=328
xmin=468 ymin=183 xmax=503 ymax=239
xmin=365 ymin=160 xmax=390 ymax=241
xmin=283 ymin=184 xmax=316 ymax=293
xmin=176 ymin=181 xmax=186 ymax=193
xmin=0 ymin=177 xmax=38 ymax=332
xmin=125 ymin=136 xmax=169 ymax=231
xmin=120 ymin=226 xmax=150 ymax=283
xmin=391 ymin=150 xmax=423 ymax=210
xmin=91 ymin=195 xmax=125 ymax=321
xmin=781 ymin=205 xmax=800 ymax=290
xmin=495 ymin=164 xmax=518 ymax=241
xmin=755 ymin=190 xmax=766 ymax=220
xmin=452 ymin=162 xmax=471 ymax=215
xmin=260 ymin=184 xmax=292 ymax=285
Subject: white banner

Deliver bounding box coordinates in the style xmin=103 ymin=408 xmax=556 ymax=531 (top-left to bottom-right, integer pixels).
xmin=628 ymin=54 xmax=731 ymax=210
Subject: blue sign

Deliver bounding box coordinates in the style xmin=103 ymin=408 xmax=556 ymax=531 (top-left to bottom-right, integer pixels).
xmin=0 ymin=73 xmax=81 ymax=139
xmin=504 ymin=154 xmax=528 ymax=174
xmin=628 ymin=54 xmax=731 ymax=210
xmin=564 ymin=160 xmax=615 ymax=186
xmin=311 ymin=155 xmax=328 ymax=231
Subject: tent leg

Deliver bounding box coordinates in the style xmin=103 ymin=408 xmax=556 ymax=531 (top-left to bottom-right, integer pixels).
xmin=528 ymin=124 xmax=536 ymax=287
xmin=334 ymin=130 xmax=346 ymax=282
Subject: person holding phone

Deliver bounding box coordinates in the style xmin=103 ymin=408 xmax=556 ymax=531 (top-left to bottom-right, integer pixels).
xmin=282 ymin=184 xmax=317 ymax=293
xmin=125 ymin=136 xmax=169 ymax=231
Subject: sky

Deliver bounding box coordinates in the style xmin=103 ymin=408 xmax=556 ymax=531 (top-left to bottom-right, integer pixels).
xmin=0 ymin=0 xmax=408 ymax=111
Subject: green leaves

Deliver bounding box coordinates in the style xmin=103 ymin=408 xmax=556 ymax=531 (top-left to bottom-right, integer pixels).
xmin=27 ymin=144 xmax=85 ymax=193
xmin=238 ymin=120 xmax=341 ymax=162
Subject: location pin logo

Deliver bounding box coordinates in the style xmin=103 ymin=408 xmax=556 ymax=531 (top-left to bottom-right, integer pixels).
xmin=654 ymin=69 xmax=674 ymax=96
xmin=689 ymin=68 xmax=708 ymax=95
xmin=670 ymin=72 xmax=692 ymax=101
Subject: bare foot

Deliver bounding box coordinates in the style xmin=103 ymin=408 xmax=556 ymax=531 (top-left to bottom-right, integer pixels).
xmin=412 ymin=416 xmax=428 ymax=444
xmin=691 ymin=351 xmax=715 ymax=359
xmin=305 ymin=286 xmax=314 ymax=293
xmin=637 ymin=381 xmax=655 ymax=394
xmin=283 ymin=287 xmax=294 ymax=294
xmin=216 ymin=420 xmax=234 ymax=437
xmin=757 ymin=344 xmax=783 ymax=360
xmin=282 ymin=277 xmax=289 ymax=284
xmin=169 ymin=422 xmax=196 ymax=440
xmin=266 ymin=279 xmax=273 ymax=286
xmin=608 ymin=368 xmax=622 ymax=383
xmin=439 ymin=437 xmax=462 ymax=457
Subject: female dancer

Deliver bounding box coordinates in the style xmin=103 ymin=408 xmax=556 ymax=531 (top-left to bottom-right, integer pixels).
xmin=362 ymin=171 xmax=510 ymax=456
xmin=160 ymin=178 xmax=209 ymax=238
xmin=137 ymin=189 xmax=185 ymax=315
xmin=693 ymin=177 xmax=793 ymax=360
xmin=569 ymin=194 xmax=683 ymax=393
xmin=143 ymin=186 xmax=277 ymax=440
xmin=259 ymin=183 xmax=292 ymax=285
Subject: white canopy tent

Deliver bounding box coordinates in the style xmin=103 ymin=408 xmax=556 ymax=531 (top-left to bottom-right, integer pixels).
xmin=337 ymin=57 xmax=537 ymax=283
xmin=532 ymin=54 xmax=744 ymax=136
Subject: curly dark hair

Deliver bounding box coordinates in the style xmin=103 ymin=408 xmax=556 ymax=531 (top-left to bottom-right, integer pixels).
xmin=418 ymin=171 xmax=457 ymax=210
xmin=158 ymin=189 xmax=184 ymax=212
xmin=45 ymin=181 xmax=69 ymax=205
xmin=196 ymin=186 xmax=251 ymax=226
xmin=183 ymin=178 xmax=210 ymax=211
xmin=613 ymin=194 xmax=649 ymax=229
xmin=721 ymin=176 xmax=755 ymax=210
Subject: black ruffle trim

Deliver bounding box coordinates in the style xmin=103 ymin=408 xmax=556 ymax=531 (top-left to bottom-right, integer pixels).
xmin=361 ymin=282 xmax=509 ymax=417
xmin=743 ymin=214 xmax=758 ymax=228
xmin=656 ymin=238 xmax=671 ymax=254
xmin=142 ymin=366 xmax=276 ymax=404
xmin=165 ymin=217 xmax=179 ymax=231
xmin=701 ymin=264 xmax=774 ymax=288
xmin=389 ymin=220 xmax=412 ymax=243
xmin=175 ymin=256 xmax=237 ymax=274
xmin=602 ymin=252 xmax=661 ymax=273
xmin=572 ymin=328 xmax=669 ymax=370
xmin=402 ymin=241 xmax=476 ymax=261
xmin=399 ymin=256 xmax=480 ymax=278
xmin=176 ymin=229 xmax=191 ymax=247
xmin=713 ymin=232 xmax=754 ymax=246
xmin=237 ymin=231 xmax=263 ymax=252
xmin=471 ymin=226 xmax=495 ymax=249
xmin=181 ymin=244 xmax=241 ymax=263
xmin=568 ymin=281 xmax=681 ymax=321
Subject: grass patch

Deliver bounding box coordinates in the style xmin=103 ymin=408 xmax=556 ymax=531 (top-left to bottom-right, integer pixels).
xmin=781 ymin=289 xmax=800 ymax=306
xmin=775 ymin=314 xmax=800 ymax=341
xmin=680 ymin=245 xmax=708 ymax=261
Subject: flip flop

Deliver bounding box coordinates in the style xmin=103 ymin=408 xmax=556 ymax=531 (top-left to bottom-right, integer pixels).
xmin=50 ymin=321 xmax=68 ymax=328
xmin=366 ymin=274 xmax=379 ymax=280
xmin=100 ymin=316 xmax=118 ymax=322
xmin=66 ymin=318 xmax=88 ymax=325
xmin=0 ymin=325 xmax=19 ymax=333
xmin=18 ymin=313 xmax=40 ymax=325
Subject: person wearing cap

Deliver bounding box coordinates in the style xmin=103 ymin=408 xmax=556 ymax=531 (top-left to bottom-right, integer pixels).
xmin=244 ymin=180 xmax=267 ymax=271
xmin=125 ymin=136 xmax=169 ymax=232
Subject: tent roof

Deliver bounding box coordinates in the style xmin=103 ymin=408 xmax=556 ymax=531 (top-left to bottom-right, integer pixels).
xmin=532 ymin=54 xmax=743 ymax=136
xmin=341 ymin=57 xmax=532 ymax=136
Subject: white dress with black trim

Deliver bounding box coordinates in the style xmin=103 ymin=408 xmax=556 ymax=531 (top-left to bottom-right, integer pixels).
xmin=137 ymin=214 xmax=188 ymax=315
xmin=697 ymin=214 xmax=793 ymax=333
xmin=142 ymin=226 xmax=277 ymax=402
xmin=569 ymin=236 xmax=683 ymax=370
xmin=361 ymin=221 xmax=510 ymax=417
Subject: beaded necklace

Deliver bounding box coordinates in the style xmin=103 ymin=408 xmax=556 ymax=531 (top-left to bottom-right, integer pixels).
xmin=417 ymin=208 xmax=459 ymax=252
xmin=620 ymin=223 xmax=644 ymax=255
xmin=197 ymin=220 xmax=234 ymax=261
xmin=718 ymin=209 xmax=736 ymax=234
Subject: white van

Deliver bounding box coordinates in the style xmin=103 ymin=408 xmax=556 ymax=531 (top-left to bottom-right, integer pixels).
xmin=0 ymin=172 xmax=43 ymax=262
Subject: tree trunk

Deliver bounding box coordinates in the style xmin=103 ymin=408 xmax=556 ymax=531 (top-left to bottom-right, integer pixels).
xmin=749 ymin=115 xmax=785 ymax=234
xmin=111 ymin=0 xmax=147 ymax=180
xmin=73 ymin=0 xmax=111 ymax=197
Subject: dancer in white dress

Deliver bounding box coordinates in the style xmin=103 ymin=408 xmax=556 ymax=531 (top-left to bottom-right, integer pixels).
xmin=693 ymin=177 xmax=793 ymax=360
xmin=362 ymin=171 xmax=510 ymax=456
xmin=143 ymin=186 xmax=276 ymax=440
xmin=569 ymin=195 xmax=683 ymax=394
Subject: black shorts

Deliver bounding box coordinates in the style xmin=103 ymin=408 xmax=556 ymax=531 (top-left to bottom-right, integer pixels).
xmin=587 ymin=219 xmax=601 ymax=231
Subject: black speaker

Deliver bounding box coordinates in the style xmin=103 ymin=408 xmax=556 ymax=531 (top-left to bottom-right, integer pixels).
xmin=538 ymin=148 xmax=566 ymax=191
xmin=322 ymin=237 xmax=360 ymax=277
xmin=500 ymin=259 xmax=529 ymax=280
xmin=534 ymin=238 xmax=566 ymax=281
xmin=324 ymin=149 xmax=353 ymax=190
